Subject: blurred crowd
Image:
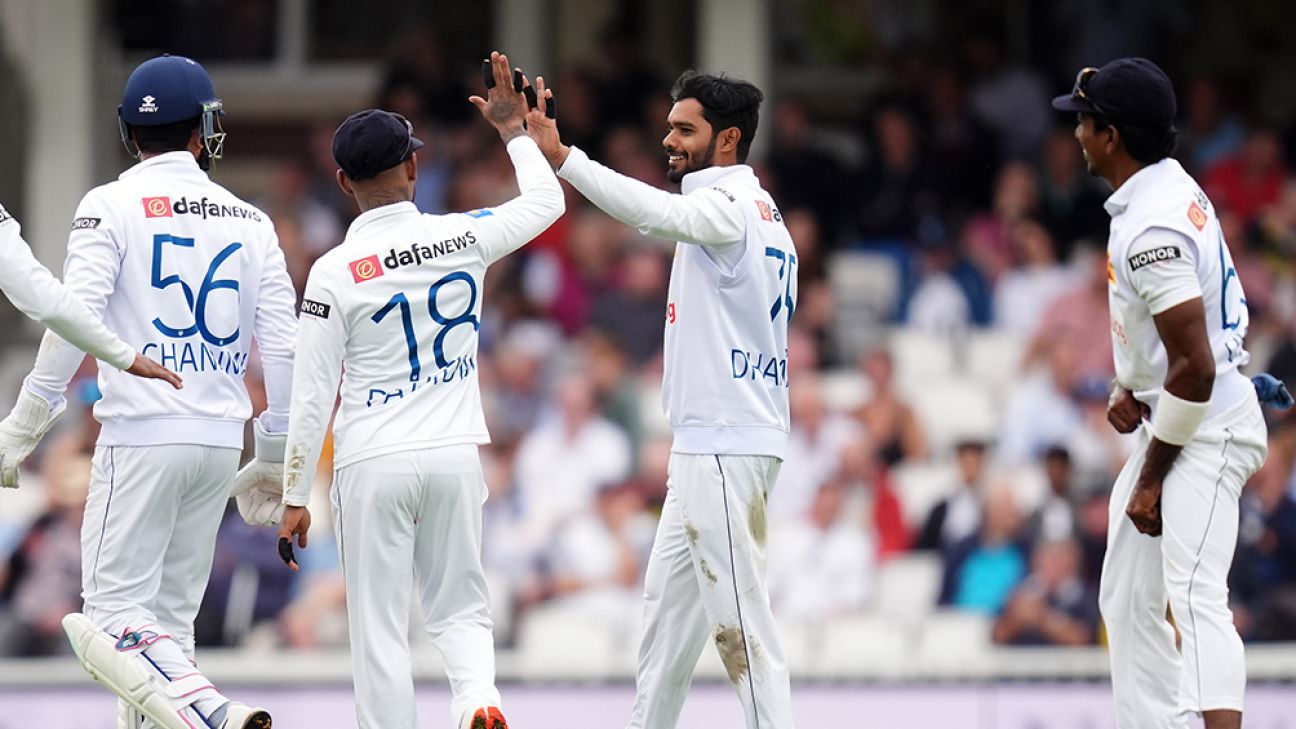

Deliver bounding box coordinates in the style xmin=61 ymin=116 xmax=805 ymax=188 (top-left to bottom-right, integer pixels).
xmin=4 ymin=21 xmax=1296 ymax=659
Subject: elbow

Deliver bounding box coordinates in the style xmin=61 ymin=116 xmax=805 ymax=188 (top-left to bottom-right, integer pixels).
xmin=544 ymin=182 xmax=566 ymax=223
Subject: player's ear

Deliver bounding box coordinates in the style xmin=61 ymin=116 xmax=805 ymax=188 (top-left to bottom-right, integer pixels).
xmin=336 ymin=169 xmax=355 ymax=198
xmin=405 ymin=154 xmax=418 ymax=184
xmin=719 ymin=127 xmax=741 ymax=156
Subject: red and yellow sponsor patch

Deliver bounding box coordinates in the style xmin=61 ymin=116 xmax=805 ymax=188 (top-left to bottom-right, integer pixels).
xmin=1107 ymin=252 xmax=1116 ymax=285
xmin=1187 ymin=201 xmax=1207 ymax=231
xmin=142 ymin=196 xmax=172 ymax=218
xmin=348 ymin=254 xmax=383 ymax=283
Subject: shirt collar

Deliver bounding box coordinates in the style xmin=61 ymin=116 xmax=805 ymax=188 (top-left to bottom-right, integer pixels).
xmin=680 ymin=163 xmax=756 ymax=194
xmin=1103 ymin=157 xmax=1182 ymax=217
xmin=119 ymin=151 xmax=204 ymax=180
xmin=346 ymin=200 xmax=418 ymax=237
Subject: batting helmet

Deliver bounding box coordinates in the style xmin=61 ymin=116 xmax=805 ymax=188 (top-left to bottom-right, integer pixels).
xmin=117 ymin=55 xmax=225 ymax=169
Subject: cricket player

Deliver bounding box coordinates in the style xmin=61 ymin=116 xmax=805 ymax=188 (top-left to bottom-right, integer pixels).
xmin=526 ymin=70 xmax=797 ymax=728
xmin=1054 ymin=58 xmax=1285 ymax=729
xmin=275 ymin=52 xmax=562 ymax=729
xmin=0 ymin=55 xmax=297 ymax=729
xmin=0 ymin=205 xmax=182 ymax=476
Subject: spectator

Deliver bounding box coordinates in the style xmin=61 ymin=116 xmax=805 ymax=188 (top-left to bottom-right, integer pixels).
xmin=1202 ymin=127 xmax=1288 ymax=227
xmin=1037 ymin=126 xmax=1110 ymax=258
xmin=1027 ymin=446 xmax=1079 ymax=543
xmin=992 ymin=537 xmax=1099 ymax=645
xmin=921 ymin=64 xmax=999 ymax=216
xmin=852 ymin=101 xmax=939 ymax=243
xmin=767 ymin=480 xmax=874 ymax=623
xmin=766 ymin=96 xmax=849 ymax=244
xmin=770 ymin=375 xmax=865 ymax=525
xmin=513 ymin=371 xmax=633 ymax=544
xmin=195 ymin=507 xmax=297 ymax=648
xmin=482 ymin=321 xmax=561 ymax=445
xmin=944 ymin=483 xmax=1029 ymax=613
xmin=589 ymin=244 xmax=669 ymax=367
xmin=1022 ymin=246 xmax=1113 ymax=384
xmin=915 ymin=440 xmax=988 ymax=551
xmin=1178 ymin=74 xmax=1247 ymax=175
xmin=855 ymin=348 xmax=927 ymax=467
xmin=963 ymin=32 xmax=1052 ymax=160
xmin=992 ymin=219 xmax=1077 ymax=336
xmin=962 ymin=160 xmax=1042 ymax=286
xmin=835 ymin=438 xmax=909 ymax=558
xmin=1231 ymin=428 xmax=1296 ymax=641
xmin=998 ymin=333 xmax=1085 ymax=464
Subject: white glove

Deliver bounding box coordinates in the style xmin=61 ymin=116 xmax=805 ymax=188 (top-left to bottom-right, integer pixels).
xmin=0 ymin=386 xmax=66 ymax=488
xmin=232 ymin=417 xmax=286 ymax=525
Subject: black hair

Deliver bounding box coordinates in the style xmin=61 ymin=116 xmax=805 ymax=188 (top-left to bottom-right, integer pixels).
xmin=132 ymin=117 xmax=199 ymax=155
xmin=670 ymin=70 xmax=764 ymax=163
xmin=1093 ymin=116 xmax=1177 ymax=165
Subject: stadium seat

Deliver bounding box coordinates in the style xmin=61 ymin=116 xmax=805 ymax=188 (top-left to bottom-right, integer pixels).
xmin=872 ymin=553 xmax=944 ymax=625
xmin=890 ymin=461 xmax=960 ymax=529
xmin=637 ymin=380 xmax=671 ymax=437
xmin=812 ymin=615 xmax=910 ymax=678
xmin=888 ymin=329 xmax=957 ymax=400
xmin=964 ymin=329 xmax=1028 ymax=400
xmin=828 ymin=252 xmax=901 ymax=358
xmin=817 ymin=368 xmax=874 ymax=413
xmin=905 ymin=376 xmax=998 ymax=454
xmin=515 ymin=603 xmax=619 ymax=679
xmin=915 ymin=610 xmax=994 ymax=676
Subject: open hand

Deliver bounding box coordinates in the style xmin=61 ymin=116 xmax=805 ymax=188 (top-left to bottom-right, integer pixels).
xmin=126 ymin=353 xmax=182 ymax=390
xmin=525 ymin=76 xmax=569 ymax=169
xmin=469 ymin=51 xmax=531 ymax=141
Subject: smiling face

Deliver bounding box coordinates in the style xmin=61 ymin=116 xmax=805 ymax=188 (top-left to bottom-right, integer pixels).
xmin=1074 ymin=112 xmax=1113 ymax=179
xmin=663 ymin=98 xmax=720 ymax=183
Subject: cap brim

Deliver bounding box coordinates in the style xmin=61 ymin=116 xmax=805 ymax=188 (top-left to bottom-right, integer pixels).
xmin=410 ymin=136 xmax=425 ymax=152
xmin=1051 ymin=93 xmax=1096 ymax=114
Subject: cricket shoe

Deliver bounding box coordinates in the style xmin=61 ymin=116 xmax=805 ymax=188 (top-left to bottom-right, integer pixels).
xmin=217 ymin=702 xmax=272 ymax=729
xmin=460 ymin=706 xmax=508 ymax=729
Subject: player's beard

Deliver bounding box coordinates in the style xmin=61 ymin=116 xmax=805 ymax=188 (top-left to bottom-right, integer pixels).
xmin=666 ymin=134 xmax=719 ymax=184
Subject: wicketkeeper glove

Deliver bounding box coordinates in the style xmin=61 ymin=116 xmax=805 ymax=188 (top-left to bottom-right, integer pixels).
xmin=0 ymin=386 xmax=65 ymax=488
xmin=231 ymin=418 xmax=287 ymax=525
xmin=1253 ymin=373 xmax=1294 ymax=410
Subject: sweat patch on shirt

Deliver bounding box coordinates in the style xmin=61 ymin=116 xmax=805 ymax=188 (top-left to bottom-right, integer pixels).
xmin=1128 ymin=246 xmax=1182 ymax=272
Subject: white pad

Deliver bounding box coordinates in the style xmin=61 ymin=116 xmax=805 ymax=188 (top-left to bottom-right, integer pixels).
xmin=62 ymin=613 xmax=210 ymax=729
xmin=0 ymin=386 xmax=65 ymax=487
xmin=118 ymin=699 xmax=142 ymax=729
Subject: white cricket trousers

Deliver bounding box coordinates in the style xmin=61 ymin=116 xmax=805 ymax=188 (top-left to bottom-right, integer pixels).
xmin=1100 ymin=392 xmax=1266 ymax=728
xmin=332 ymin=445 xmax=500 ymax=729
xmin=81 ymin=444 xmax=241 ymax=724
xmin=628 ymin=453 xmax=794 ymax=729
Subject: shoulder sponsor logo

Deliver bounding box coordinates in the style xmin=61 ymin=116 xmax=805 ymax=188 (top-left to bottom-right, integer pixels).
xmin=72 ymin=217 xmax=101 ymax=230
xmin=1187 ymin=201 xmax=1207 ymax=231
xmin=710 ymin=186 xmax=736 ymax=202
xmin=465 ymin=208 xmax=493 ymax=219
xmin=349 ymin=254 xmax=384 ymax=283
xmin=755 ymin=199 xmax=782 ymax=223
xmin=1128 ymin=246 xmax=1181 ymax=272
xmin=300 ymin=298 xmax=331 ymax=319
xmin=142 ymin=196 xmax=172 ymax=218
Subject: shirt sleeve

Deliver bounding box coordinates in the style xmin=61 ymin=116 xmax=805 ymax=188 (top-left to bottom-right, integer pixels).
xmin=467 ymin=136 xmax=565 ymax=265
xmin=253 ymin=232 xmax=299 ymax=433
xmin=281 ymin=266 xmax=344 ymax=506
xmin=557 ymin=146 xmax=746 ymax=248
xmin=1125 ymin=228 xmax=1202 ymax=315
xmin=27 ymin=191 xmax=128 ymax=400
xmin=0 ymin=212 xmax=134 ymax=370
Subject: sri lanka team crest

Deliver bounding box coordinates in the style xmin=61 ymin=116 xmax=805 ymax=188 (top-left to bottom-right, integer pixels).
xmin=349 ymin=254 xmax=384 ymax=283
xmin=1188 ymin=201 xmax=1207 ymax=231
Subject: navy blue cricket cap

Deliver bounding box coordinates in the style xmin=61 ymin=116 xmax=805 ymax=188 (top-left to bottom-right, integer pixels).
xmin=1052 ymin=58 xmax=1177 ymax=130
xmin=332 ymin=109 xmax=425 ymax=181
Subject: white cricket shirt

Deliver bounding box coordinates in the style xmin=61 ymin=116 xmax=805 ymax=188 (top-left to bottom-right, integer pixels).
xmin=1105 ymin=157 xmax=1253 ymax=418
xmin=558 ymin=148 xmax=796 ymax=458
xmin=282 ymin=136 xmax=563 ymax=505
xmin=25 ymin=152 xmax=298 ymax=447
xmin=0 ymin=207 xmax=134 ymax=370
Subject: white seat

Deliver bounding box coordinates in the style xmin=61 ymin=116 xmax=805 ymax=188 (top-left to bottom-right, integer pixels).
xmin=873 ymin=553 xmax=943 ymax=625
xmin=514 ymin=603 xmax=618 ymax=679
xmin=905 ymin=376 xmax=998 ymax=455
xmin=828 ymin=252 xmax=902 ymax=358
xmin=889 ymin=329 xmax=957 ymax=399
xmin=965 ymin=330 xmax=1028 ymax=399
xmin=812 ymin=614 xmax=910 ymax=678
xmin=817 ymin=368 xmax=874 ymax=414
xmin=890 ymin=461 xmax=959 ymax=530
xmin=915 ymin=610 xmax=994 ymax=676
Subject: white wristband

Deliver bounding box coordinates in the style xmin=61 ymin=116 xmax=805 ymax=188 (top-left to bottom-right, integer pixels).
xmin=1151 ymin=390 xmax=1208 ymax=446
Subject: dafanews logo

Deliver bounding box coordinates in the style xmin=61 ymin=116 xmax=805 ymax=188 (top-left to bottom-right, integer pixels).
xmin=349 ymin=254 xmax=383 ymax=283
xmin=141 ymin=196 xmax=262 ymax=222
xmin=1128 ymin=246 xmax=1181 ymax=272
xmin=383 ymin=232 xmax=478 ymax=269
xmin=300 ymin=298 xmax=331 ymax=319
